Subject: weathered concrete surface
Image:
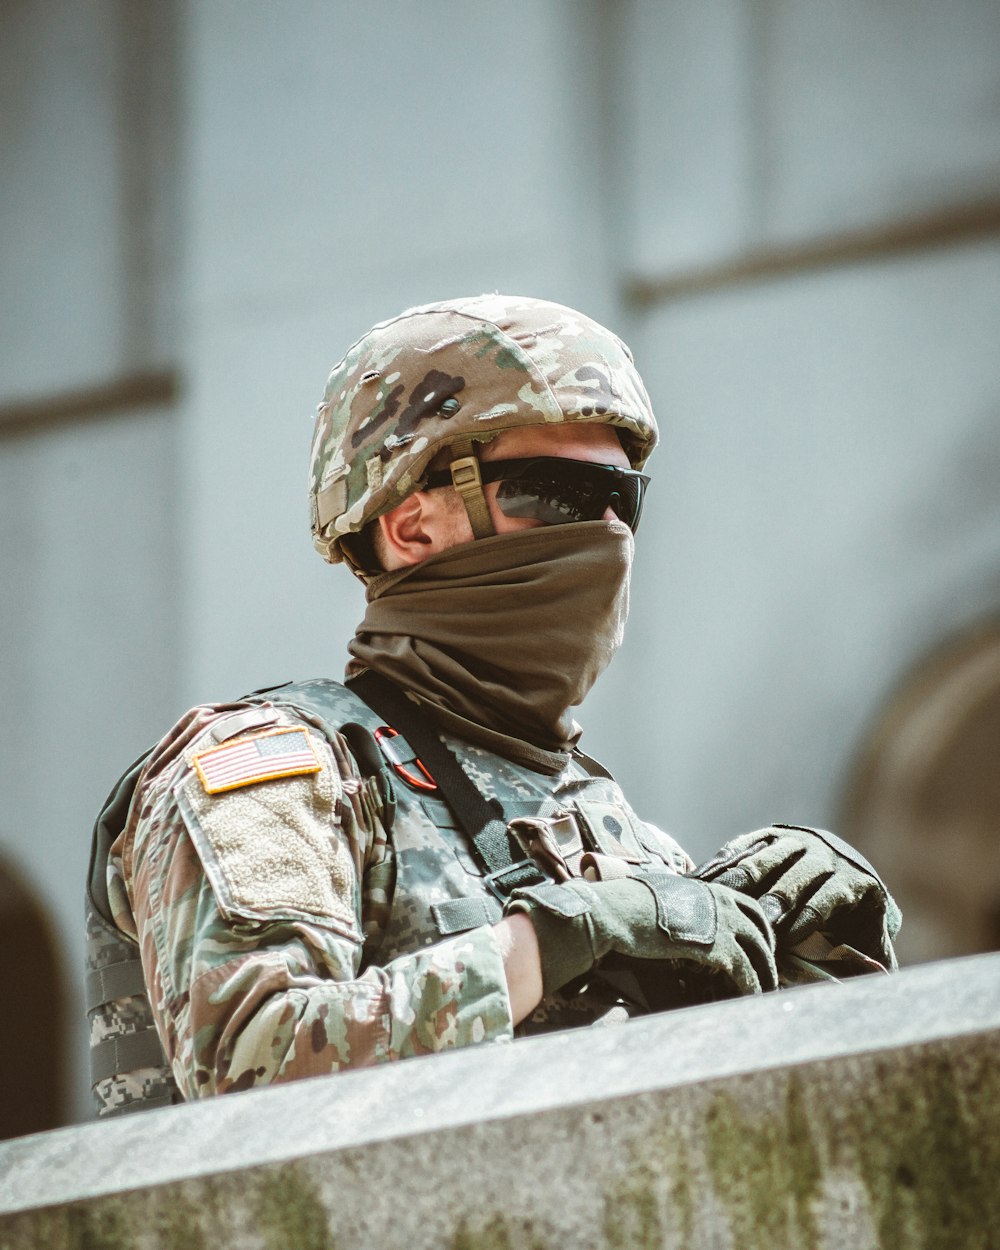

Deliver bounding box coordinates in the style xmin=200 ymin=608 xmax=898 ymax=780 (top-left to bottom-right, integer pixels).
xmin=2 ymin=953 xmax=998 ymax=1250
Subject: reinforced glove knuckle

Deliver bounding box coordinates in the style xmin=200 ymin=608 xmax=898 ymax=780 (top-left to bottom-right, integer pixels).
xmin=639 ymin=873 xmax=718 ymax=946
xmin=714 ymin=866 xmax=751 ymax=891
xmin=759 ymin=892 xmax=787 ymax=926
xmin=773 ymin=825 xmax=886 ymax=888
xmin=691 ymin=835 xmax=770 ymax=882
xmin=787 ymin=902 xmax=824 ymax=943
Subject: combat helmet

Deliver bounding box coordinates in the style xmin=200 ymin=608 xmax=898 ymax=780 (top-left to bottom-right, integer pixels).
xmin=309 ymin=293 xmax=658 ymax=576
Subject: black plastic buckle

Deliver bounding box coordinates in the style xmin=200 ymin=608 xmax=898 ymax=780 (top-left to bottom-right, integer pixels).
xmin=483 ymin=858 xmax=547 ymax=902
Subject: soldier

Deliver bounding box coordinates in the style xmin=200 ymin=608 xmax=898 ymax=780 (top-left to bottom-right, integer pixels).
xmin=87 ymin=295 xmax=900 ymax=1113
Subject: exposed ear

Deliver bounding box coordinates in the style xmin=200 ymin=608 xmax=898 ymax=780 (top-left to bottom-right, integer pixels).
xmin=376 ymin=493 xmax=435 ymax=568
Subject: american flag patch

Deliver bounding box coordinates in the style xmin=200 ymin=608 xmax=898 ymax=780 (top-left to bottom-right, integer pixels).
xmin=192 ymin=727 xmax=322 ymax=795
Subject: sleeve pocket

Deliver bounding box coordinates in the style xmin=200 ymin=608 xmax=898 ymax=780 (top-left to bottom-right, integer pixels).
xmin=173 ymin=752 xmax=361 ymax=942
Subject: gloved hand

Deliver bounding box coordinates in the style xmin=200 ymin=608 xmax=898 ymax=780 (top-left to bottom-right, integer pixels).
xmin=691 ymin=825 xmax=901 ymax=971
xmin=505 ymin=872 xmax=778 ymax=999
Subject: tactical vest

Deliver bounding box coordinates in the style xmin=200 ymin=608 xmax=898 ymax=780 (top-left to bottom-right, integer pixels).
xmin=87 ymin=679 xmax=686 ymax=1116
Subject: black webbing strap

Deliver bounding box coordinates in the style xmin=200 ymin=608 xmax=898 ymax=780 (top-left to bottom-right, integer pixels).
xmin=86 ymin=958 xmax=149 ymax=1012
xmin=90 ymin=1028 xmax=170 ymax=1085
xmin=346 ymin=670 xmax=545 ymax=898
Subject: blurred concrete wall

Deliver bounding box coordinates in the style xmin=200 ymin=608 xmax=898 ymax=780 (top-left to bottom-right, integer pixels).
xmin=610 ymin=1 xmax=1000 ymax=854
xmin=1 ymin=0 xmax=998 ymax=1130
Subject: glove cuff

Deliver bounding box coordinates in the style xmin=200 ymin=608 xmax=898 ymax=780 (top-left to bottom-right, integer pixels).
xmin=505 ymin=881 xmax=596 ymax=996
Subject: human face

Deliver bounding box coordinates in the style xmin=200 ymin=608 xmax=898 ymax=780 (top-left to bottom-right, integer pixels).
xmin=477 ymin=424 xmax=632 ymax=534
xmin=376 ymin=424 xmax=634 ymax=567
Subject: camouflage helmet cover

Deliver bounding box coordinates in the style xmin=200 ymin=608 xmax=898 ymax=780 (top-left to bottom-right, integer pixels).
xmin=309 ymin=293 xmax=658 ymax=565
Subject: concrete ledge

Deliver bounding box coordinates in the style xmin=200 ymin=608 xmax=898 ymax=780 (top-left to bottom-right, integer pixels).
xmin=2 ymin=953 xmax=999 ymax=1248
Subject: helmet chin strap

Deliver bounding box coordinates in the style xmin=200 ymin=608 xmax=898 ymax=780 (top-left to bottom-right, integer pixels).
xmin=447 ymin=436 xmax=496 ymax=540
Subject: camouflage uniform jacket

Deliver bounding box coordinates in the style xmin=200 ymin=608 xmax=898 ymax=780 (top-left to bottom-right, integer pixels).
xmin=97 ymin=678 xmax=691 ymax=1105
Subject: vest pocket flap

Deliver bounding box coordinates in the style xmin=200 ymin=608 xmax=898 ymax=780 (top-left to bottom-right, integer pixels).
xmin=577 ymin=801 xmax=649 ymax=863
xmin=174 ymin=763 xmax=361 ymax=942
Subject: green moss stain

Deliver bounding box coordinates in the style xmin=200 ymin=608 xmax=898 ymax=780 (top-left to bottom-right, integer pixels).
xmin=147 ymin=1189 xmax=213 ymax=1250
xmin=15 ymin=1188 xmax=220 ymax=1250
xmin=6 ymin=1033 xmax=1000 ymax=1249
xmin=668 ymin=1132 xmax=696 ymax=1248
xmin=449 ymin=1215 xmax=552 ymax=1250
xmin=449 ymin=1217 xmax=514 ymax=1250
xmin=61 ymin=1199 xmax=135 ymax=1250
xmin=254 ymin=1165 xmax=337 ymax=1250
xmin=601 ymin=1165 xmax=664 ymax=1250
xmin=2 ymin=1205 xmax=75 ymax=1250
xmin=849 ymin=1041 xmax=1000 ymax=1250
xmin=597 ymin=1112 xmax=708 ymax=1250
xmin=695 ymin=1037 xmax=1000 ymax=1250
xmin=701 ymin=1073 xmax=823 ymax=1249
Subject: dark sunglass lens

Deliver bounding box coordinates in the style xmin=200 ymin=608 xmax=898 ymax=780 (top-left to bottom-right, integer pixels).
xmin=491 ymin=459 xmax=647 ymax=533
xmin=611 ymin=477 xmax=644 ymax=531
xmin=495 ymin=471 xmax=602 ymax=525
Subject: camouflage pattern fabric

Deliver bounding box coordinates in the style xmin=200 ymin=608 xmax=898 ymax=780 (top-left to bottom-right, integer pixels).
xmin=105 ymin=680 xmax=692 ymax=1100
xmin=309 ymin=295 xmax=658 ymax=567
xmin=86 ymin=904 xmax=181 ymax=1115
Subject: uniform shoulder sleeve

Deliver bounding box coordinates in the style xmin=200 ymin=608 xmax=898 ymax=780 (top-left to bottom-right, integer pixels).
xmin=126 ymin=701 xmax=369 ymax=937
xmin=118 ymin=699 xmax=511 ymax=1098
xmin=173 ymin=718 xmax=360 ymax=940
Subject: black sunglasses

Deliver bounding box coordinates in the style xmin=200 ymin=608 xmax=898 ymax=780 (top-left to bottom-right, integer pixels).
xmin=425 ymin=457 xmax=650 ymax=534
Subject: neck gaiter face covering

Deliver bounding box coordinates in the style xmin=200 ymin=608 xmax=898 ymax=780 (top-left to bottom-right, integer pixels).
xmin=347 ymin=521 xmax=634 ymax=771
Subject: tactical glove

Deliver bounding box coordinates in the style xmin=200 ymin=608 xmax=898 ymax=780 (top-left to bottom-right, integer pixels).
xmin=692 ymin=825 xmax=901 ymax=971
xmin=506 ymin=873 xmax=778 ymax=999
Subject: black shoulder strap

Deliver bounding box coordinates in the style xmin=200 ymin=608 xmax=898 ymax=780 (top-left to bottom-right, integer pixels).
xmin=346 ymin=670 xmax=544 ymax=898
